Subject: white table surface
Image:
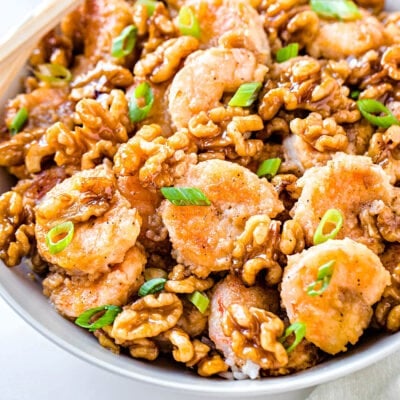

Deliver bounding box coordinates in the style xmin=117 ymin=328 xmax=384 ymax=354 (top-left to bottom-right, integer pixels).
xmin=1 ymin=1 xmax=400 ymax=400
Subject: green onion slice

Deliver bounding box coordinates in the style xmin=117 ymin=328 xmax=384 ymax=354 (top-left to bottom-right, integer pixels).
xmin=280 ymin=322 xmax=306 ymax=353
xmin=137 ymin=0 xmax=157 ymax=16
xmin=75 ymin=305 xmax=122 ymax=332
xmin=161 ymin=187 xmax=211 ymax=206
xmin=178 ymin=6 xmax=201 ymax=39
xmin=138 ymin=278 xmax=167 ymax=297
xmin=257 ymin=158 xmax=281 ymax=179
xmin=129 ymin=82 xmax=154 ymax=122
xmin=310 ymin=0 xmax=361 ymax=21
xmin=112 ymin=25 xmax=137 ymax=58
xmin=46 ymin=221 xmax=74 ymax=255
xmin=144 ymin=268 xmax=168 ymax=281
xmin=357 ymin=99 xmax=400 ymax=129
xmin=276 ymin=43 xmax=299 ymax=63
xmin=34 ymin=63 xmax=72 ymax=86
xmin=188 ymin=291 xmax=209 ymax=313
xmin=313 ymin=209 xmax=344 ymax=245
xmin=306 ymin=260 xmax=335 ymax=297
xmin=9 ymin=107 xmax=28 ymax=135
xmin=228 ymin=82 xmax=262 ymax=108
xmin=350 ymin=90 xmax=360 ymax=100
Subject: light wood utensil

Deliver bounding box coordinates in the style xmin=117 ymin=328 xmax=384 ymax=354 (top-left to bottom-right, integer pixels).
xmin=0 ymin=0 xmax=82 ymax=99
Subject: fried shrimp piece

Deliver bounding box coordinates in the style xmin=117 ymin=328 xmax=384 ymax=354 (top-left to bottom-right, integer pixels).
xmin=35 ymin=164 xmax=141 ymax=276
xmin=307 ymin=10 xmax=386 ymax=60
xmin=281 ymin=239 xmax=390 ymax=355
xmin=168 ymin=47 xmax=267 ymax=129
xmin=160 ymin=159 xmax=283 ymax=277
xmin=185 ymin=0 xmax=270 ymax=63
xmin=42 ymin=245 xmax=146 ymax=318
xmin=292 ymin=154 xmax=394 ymax=253
xmin=208 ymin=275 xmax=281 ymax=373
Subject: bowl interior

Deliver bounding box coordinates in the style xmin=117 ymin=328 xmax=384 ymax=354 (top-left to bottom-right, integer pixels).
xmin=1 ymin=0 xmax=400 ymax=396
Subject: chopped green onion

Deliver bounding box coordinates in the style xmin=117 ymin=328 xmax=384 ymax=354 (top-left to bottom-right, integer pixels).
xmin=144 ymin=268 xmax=168 ymax=281
xmin=279 ymin=322 xmax=306 ymax=353
xmin=137 ymin=0 xmax=157 ymax=16
xmin=357 ymin=99 xmax=400 ymax=129
xmin=128 ymin=82 xmax=154 ymax=122
xmin=46 ymin=221 xmax=74 ymax=255
xmin=310 ymin=0 xmax=361 ymax=21
xmin=75 ymin=305 xmax=122 ymax=332
xmin=276 ymin=43 xmax=299 ymax=63
xmin=350 ymin=90 xmax=360 ymax=100
xmin=161 ymin=187 xmax=211 ymax=206
xmin=306 ymin=260 xmax=335 ymax=297
xmin=34 ymin=63 xmax=72 ymax=86
xmin=313 ymin=209 xmax=344 ymax=245
xmin=9 ymin=107 xmax=28 ymax=135
xmin=228 ymin=82 xmax=262 ymax=108
xmin=138 ymin=278 xmax=167 ymax=297
xmin=257 ymin=158 xmax=281 ymax=179
xmin=112 ymin=25 xmax=137 ymax=58
xmin=188 ymin=291 xmax=209 ymax=313
xmin=178 ymin=6 xmax=201 ymax=39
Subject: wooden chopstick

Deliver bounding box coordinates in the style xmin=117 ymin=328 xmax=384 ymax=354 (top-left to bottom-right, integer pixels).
xmin=0 ymin=0 xmax=82 ymax=99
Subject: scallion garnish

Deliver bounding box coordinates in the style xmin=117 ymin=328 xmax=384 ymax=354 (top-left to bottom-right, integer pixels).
xmin=111 ymin=25 xmax=137 ymax=58
xmin=45 ymin=221 xmax=74 ymax=255
xmin=357 ymin=99 xmax=400 ymax=129
xmin=138 ymin=278 xmax=167 ymax=297
xmin=228 ymin=82 xmax=262 ymax=108
xmin=306 ymin=260 xmax=335 ymax=297
xmin=137 ymin=0 xmax=157 ymax=16
xmin=350 ymin=90 xmax=360 ymax=100
xmin=178 ymin=6 xmax=201 ymax=39
xmin=257 ymin=158 xmax=281 ymax=179
xmin=75 ymin=305 xmax=122 ymax=332
xmin=279 ymin=322 xmax=306 ymax=353
xmin=9 ymin=107 xmax=28 ymax=135
xmin=33 ymin=63 xmax=72 ymax=86
xmin=188 ymin=291 xmax=209 ymax=314
xmin=144 ymin=268 xmax=168 ymax=281
xmin=310 ymin=0 xmax=361 ymax=21
xmin=161 ymin=187 xmax=211 ymax=206
xmin=276 ymin=43 xmax=299 ymax=63
xmin=313 ymin=209 xmax=344 ymax=245
xmin=128 ymin=82 xmax=154 ymax=122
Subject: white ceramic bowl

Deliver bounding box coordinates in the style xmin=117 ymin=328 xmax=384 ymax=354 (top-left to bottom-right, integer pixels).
xmin=0 ymin=2 xmax=399 ymax=399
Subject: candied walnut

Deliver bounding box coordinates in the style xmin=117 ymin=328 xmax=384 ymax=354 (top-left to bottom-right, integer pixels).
xmin=232 ymin=215 xmax=282 ymax=286
xmin=197 ymin=354 xmax=229 ymax=377
xmin=375 ymin=204 xmax=400 ymax=243
xmin=281 ymin=10 xmax=319 ymax=46
xmin=290 ymin=113 xmax=348 ymax=152
xmin=280 ymin=219 xmax=305 ymax=256
xmin=381 ymin=45 xmax=400 ymax=81
xmin=161 ymin=328 xmax=194 ymax=363
xmin=111 ymin=293 xmax=183 ymax=344
xmin=165 ymin=265 xmax=214 ymax=294
xmin=177 ymin=298 xmax=209 ymax=338
xmin=129 ymin=338 xmax=159 ymax=361
xmin=186 ymin=339 xmax=210 ymax=368
xmin=113 ymin=124 xmax=197 ymax=188
xmin=354 ymin=0 xmax=384 ymax=13
xmin=134 ymin=36 xmax=199 ymax=83
xmin=222 ymin=304 xmax=288 ymax=370
xmin=94 ymin=327 xmax=120 ymax=354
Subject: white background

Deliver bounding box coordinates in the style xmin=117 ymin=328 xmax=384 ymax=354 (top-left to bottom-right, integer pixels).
xmin=0 ymin=1 xmax=400 ymax=399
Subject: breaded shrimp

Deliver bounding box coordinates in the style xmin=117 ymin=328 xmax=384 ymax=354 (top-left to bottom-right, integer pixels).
xmin=307 ymin=10 xmax=385 ymax=60
xmin=35 ymin=164 xmax=141 ymax=276
xmin=281 ymin=238 xmax=390 ymax=354
xmin=168 ymin=47 xmax=267 ymax=129
xmin=160 ymin=159 xmax=283 ymax=277
xmin=43 ymin=245 xmax=146 ymax=318
xmin=208 ymin=275 xmax=279 ymax=367
xmin=185 ymin=0 xmax=270 ymax=63
xmin=292 ymin=154 xmax=394 ymax=253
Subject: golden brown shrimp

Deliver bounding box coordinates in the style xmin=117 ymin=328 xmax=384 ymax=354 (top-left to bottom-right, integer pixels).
xmin=43 ymin=245 xmax=146 ymax=318
xmin=35 ymin=164 xmax=141 ymax=276
xmin=160 ymin=159 xmax=283 ymax=277
xmin=168 ymin=47 xmax=267 ymax=129
xmin=292 ymin=154 xmax=394 ymax=253
xmin=281 ymin=238 xmax=390 ymax=355
xmin=186 ymin=0 xmax=270 ymax=63
xmin=307 ymin=10 xmax=386 ymax=60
